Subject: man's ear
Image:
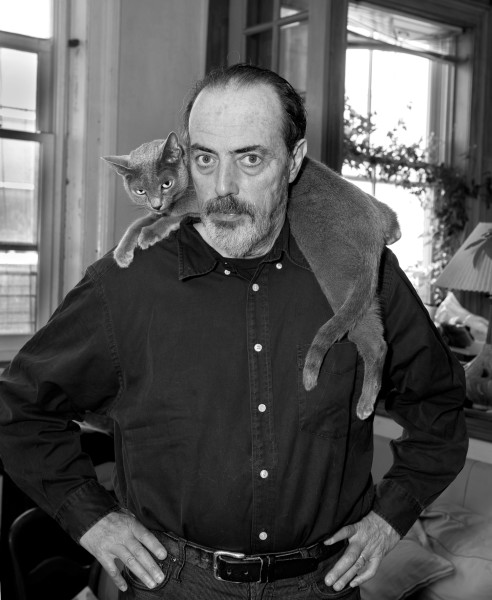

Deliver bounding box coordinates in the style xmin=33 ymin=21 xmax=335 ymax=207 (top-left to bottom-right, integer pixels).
xmin=288 ymin=138 xmax=307 ymax=183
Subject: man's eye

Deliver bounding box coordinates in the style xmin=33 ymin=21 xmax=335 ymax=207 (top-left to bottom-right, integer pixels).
xmin=196 ymin=155 xmax=214 ymax=167
xmin=241 ymin=155 xmax=261 ymax=167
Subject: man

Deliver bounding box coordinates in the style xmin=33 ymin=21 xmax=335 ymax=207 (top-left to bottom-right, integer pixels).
xmin=0 ymin=65 xmax=468 ymax=599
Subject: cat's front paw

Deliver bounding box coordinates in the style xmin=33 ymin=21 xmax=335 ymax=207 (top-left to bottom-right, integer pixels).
xmin=138 ymin=228 xmax=160 ymax=250
xmin=113 ymin=248 xmax=134 ymax=268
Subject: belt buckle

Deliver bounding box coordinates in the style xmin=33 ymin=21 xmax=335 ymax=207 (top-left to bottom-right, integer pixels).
xmin=213 ymin=550 xmax=262 ymax=583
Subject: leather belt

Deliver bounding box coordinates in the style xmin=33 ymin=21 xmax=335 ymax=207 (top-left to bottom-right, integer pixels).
xmin=160 ymin=531 xmax=345 ymax=583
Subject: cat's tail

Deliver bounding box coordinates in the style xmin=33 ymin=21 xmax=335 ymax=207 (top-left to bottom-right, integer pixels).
xmin=302 ymin=251 xmax=380 ymax=391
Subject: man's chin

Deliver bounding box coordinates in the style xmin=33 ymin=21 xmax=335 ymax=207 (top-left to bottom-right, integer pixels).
xmin=202 ymin=218 xmax=257 ymax=257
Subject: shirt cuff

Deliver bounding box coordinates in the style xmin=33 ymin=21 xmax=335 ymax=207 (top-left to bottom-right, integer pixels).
xmin=373 ymin=479 xmax=424 ymax=537
xmin=54 ymin=478 xmax=121 ymax=542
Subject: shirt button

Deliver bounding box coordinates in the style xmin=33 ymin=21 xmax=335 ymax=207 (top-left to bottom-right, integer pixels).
xmin=254 ymin=343 xmax=262 ymax=352
xmin=252 ymin=283 xmax=260 ymax=292
xmin=260 ymin=469 xmax=269 ymax=479
xmin=258 ymin=404 xmax=266 ymax=412
xmin=224 ymin=269 xmax=231 ymax=275
xmin=259 ymin=531 xmax=268 ymax=541
xmin=275 ymin=263 xmax=282 ymax=270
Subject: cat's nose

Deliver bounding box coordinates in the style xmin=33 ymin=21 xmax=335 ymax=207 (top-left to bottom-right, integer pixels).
xmin=150 ymin=198 xmax=163 ymax=210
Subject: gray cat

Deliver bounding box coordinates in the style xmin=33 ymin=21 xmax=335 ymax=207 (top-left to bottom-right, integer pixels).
xmin=103 ymin=132 xmax=401 ymax=419
xmin=103 ymin=133 xmax=198 ymax=268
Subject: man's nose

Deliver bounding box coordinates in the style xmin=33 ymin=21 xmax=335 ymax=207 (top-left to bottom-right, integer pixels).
xmin=215 ymin=160 xmax=239 ymax=197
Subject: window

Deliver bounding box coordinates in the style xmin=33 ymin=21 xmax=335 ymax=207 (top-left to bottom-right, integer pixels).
xmin=243 ymin=0 xmax=309 ymax=99
xmin=344 ymin=2 xmax=462 ymax=303
xmin=0 ymin=0 xmax=56 ymax=360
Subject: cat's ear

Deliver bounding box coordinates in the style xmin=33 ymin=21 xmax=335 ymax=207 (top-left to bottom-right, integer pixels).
xmin=102 ymin=155 xmax=132 ymax=177
xmin=160 ymin=132 xmax=183 ymax=164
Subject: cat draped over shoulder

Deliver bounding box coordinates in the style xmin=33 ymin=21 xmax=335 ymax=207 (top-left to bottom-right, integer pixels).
xmin=103 ymin=132 xmax=401 ymax=420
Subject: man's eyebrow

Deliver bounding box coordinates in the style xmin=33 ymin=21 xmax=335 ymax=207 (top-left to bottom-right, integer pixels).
xmin=190 ymin=143 xmax=215 ymax=153
xmin=232 ymin=145 xmax=268 ymax=154
xmin=190 ymin=143 xmax=270 ymax=155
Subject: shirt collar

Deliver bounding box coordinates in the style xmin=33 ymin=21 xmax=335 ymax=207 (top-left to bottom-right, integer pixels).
xmin=177 ymin=217 xmax=311 ymax=281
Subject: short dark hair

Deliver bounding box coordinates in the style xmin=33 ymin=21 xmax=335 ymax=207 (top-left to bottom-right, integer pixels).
xmin=182 ymin=63 xmax=307 ymax=154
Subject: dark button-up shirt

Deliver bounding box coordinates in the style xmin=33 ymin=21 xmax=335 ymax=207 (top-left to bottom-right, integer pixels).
xmin=0 ymin=219 xmax=468 ymax=553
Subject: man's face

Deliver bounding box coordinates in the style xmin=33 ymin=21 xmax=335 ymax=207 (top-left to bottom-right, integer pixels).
xmin=188 ymin=83 xmax=305 ymax=258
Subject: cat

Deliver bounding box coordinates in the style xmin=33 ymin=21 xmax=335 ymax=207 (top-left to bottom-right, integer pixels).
xmin=288 ymin=157 xmax=400 ymax=419
xmin=103 ymin=134 xmax=401 ymax=420
xmin=102 ymin=132 xmax=198 ymax=268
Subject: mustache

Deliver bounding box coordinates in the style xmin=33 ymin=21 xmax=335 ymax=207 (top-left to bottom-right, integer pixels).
xmin=204 ymin=195 xmax=256 ymax=219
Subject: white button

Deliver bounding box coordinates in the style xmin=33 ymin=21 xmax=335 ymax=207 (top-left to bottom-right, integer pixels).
xmin=276 ymin=263 xmax=282 ymax=269
xmin=254 ymin=343 xmax=262 ymax=352
xmin=260 ymin=469 xmax=269 ymax=479
xmin=252 ymin=283 xmax=260 ymax=292
xmin=259 ymin=531 xmax=268 ymax=540
xmin=258 ymin=404 xmax=266 ymax=412
xmin=224 ymin=269 xmax=231 ymax=275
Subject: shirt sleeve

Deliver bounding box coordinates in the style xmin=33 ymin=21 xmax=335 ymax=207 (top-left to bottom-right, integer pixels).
xmin=373 ymin=249 xmax=469 ymax=536
xmin=0 ymin=267 xmax=122 ymax=541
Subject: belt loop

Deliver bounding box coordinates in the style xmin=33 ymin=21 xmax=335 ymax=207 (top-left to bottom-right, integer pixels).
xmin=175 ymin=537 xmax=187 ymax=582
xmin=260 ymin=555 xmax=270 ymax=583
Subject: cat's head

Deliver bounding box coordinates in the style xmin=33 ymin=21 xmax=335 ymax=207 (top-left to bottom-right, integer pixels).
xmin=102 ymin=132 xmax=189 ymax=214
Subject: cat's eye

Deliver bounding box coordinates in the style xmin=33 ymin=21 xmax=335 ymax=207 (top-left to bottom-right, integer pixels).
xmin=134 ymin=189 xmax=146 ymax=196
xmin=161 ymin=180 xmax=173 ymax=190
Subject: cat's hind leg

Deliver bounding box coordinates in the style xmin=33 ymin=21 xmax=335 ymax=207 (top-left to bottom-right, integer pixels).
xmin=138 ymin=214 xmax=189 ymax=249
xmin=348 ymin=299 xmax=387 ymax=419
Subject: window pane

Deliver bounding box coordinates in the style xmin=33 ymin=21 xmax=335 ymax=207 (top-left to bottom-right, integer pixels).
xmin=279 ymin=21 xmax=308 ymax=99
xmin=0 ymin=0 xmax=52 ymax=39
xmin=247 ymin=0 xmax=275 ymax=27
xmin=0 ymin=251 xmax=37 ymax=334
xmin=0 ymin=48 xmax=38 ymax=132
xmin=280 ymin=0 xmax=309 ymax=19
xmin=246 ymin=30 xmax=273 ymax=68
xmin=370 ymin=51 xmax=429 ymax=146
xmin=0 ymin=138 xmax=39 ymax=245
xmin=345 ymin=49 xmax=371 ymax=116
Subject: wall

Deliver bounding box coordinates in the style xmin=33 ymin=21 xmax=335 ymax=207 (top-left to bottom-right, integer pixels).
xmin=113 ymin=0 xmax=209 ymax=242
xmin=62 ymin=0 xmax=208 ymax=295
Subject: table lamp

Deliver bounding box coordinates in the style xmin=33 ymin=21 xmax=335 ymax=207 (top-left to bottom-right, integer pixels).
xmin=434 ymin=222 xmax=492 ymax=409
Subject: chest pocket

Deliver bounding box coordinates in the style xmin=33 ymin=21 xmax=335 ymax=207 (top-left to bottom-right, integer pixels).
xmin=297 ymin=341 xmax=359 ymax=439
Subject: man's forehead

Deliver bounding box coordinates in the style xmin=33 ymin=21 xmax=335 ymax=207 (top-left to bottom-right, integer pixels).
xmin=188 ymin=83 xmax=284 ymax=148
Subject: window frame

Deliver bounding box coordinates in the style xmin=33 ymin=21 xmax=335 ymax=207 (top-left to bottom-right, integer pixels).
xmin=0 ymin=2 xmax=67 ymax=362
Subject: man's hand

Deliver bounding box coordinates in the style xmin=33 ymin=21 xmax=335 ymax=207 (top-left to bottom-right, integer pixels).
xmin=323 ymin=510 xmax=400 ymax=591
xmin=79 ymin=509 xmax=168 ymax=592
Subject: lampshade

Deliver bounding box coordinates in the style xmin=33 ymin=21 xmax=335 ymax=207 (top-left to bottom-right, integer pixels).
xmin=434 ymin=222 xmax=492 ymax=294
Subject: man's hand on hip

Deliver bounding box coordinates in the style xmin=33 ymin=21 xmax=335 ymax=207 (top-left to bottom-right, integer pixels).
xmin=79 ymin=508 xmax=167 ymax=592
xmin=323 ymin=510 xmax=400 ymax=591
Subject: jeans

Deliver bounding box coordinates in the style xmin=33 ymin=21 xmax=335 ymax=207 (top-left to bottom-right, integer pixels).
xmin=121 ymin=533 xmax=361 ymax=600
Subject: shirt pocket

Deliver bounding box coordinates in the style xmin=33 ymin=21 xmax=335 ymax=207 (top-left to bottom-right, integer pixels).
xmin=297 ymin=341 xmax=358 ymax=439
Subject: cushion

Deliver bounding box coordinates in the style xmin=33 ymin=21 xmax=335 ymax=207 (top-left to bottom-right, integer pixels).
xmin=360 ymin=523 xmax=454 ymax=600
xmin=418 ymin=503 xmax=492 ymax=600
